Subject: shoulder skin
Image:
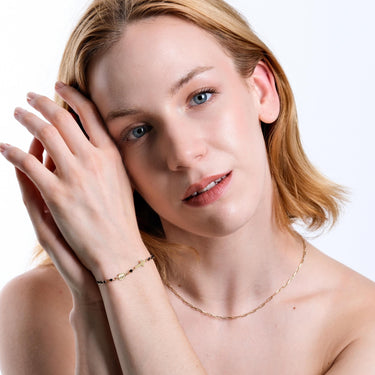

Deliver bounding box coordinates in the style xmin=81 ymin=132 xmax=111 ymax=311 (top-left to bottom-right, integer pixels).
xmin=309 ymin=247 xmax=375 ymax=374
xmin=326 ymin=268 xmax=375 ymax=374
xmin=0 ymin=265 xmax=74 ymax=375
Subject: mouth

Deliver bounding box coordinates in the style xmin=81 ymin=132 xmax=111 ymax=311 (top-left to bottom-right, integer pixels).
xmin=182 ymin=171 xmax=232 ymax=201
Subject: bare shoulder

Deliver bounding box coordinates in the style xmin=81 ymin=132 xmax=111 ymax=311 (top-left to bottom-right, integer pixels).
xmin=307 ymin=245 xmax=375 ymax=374
xmin=310 ymin=244 xmax=375 ymax=314
xmin=0 ymin=265 xmax=74 ymax=375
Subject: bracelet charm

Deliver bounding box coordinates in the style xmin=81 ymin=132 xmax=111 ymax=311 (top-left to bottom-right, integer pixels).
xmin=96 ymin=255 xmax=155 ymax=285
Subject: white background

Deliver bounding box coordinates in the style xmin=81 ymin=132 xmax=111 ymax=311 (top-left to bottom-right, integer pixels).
xmin=0 ymin=0 xmax=374 ymax=296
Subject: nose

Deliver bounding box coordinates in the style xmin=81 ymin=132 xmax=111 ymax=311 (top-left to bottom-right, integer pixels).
xmin=160 ymin=119 xmax=207 ymax=171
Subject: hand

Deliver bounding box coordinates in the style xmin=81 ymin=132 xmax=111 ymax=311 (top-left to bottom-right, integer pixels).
xmin=1 ymin=83 xmax=146 ymax=277
xmin=14 ymin=139 xmax=101 ymax=303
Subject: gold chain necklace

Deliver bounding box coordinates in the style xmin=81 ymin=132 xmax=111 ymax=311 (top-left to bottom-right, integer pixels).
xmin=164 ymin=239 xmax=307 ymax=320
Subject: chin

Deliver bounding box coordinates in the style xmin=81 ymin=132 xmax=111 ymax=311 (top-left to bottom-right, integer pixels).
xmin=202 ymin=208 xmax=258 ymax=237
xmin=163 ymin=201 xmax=261 ymax=239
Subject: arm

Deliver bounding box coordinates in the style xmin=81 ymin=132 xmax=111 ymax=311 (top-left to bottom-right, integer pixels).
xmin=0 ymin=266 xmax=123 ymax=375
xmin=0 ymin=145 xmax=123 ymax=374
xmin=95 ymin=255 xmax=206 ymax=374
xmin=0 ymin=84 xmax=206 ymax=374
xmin=70 ymin=300 xmax=122 ymax=374
xmin=325 ymin=332 xmax=375 ymax=374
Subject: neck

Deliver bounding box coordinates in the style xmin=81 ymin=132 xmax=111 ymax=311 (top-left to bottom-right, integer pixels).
xmin=162 ymin=218 xmax=304 ymax=318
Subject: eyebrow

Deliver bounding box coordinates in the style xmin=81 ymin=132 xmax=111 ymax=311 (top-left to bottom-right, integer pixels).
xmin=105 ymin=108 xmax=142 ymax=123
xmin=105 ymin=65 xmax=214 ymax=123
xmin=169 ymin=65 xmax=214 ymax=96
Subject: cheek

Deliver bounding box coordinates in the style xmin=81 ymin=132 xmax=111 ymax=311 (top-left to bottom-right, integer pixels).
xmin=122 ymin=151 xmax=155 ymax=193
xmin=213 ymin=96 xmax=263 ymax=154
xmin=123 ymin=150 xmax=170 ymax=214
xmin=218 ymin=97 xmax=270 ymax=190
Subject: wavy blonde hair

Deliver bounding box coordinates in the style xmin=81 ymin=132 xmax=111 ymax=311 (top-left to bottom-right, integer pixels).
xmin=33 ymin=0 xmax=345 ymax=279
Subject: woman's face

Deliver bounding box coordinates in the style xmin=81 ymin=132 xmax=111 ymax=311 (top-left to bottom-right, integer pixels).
xmin=88 ymin=16 xmax=279 ymax=239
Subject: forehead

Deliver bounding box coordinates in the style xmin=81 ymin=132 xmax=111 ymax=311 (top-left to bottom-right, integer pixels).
xmin=88 ymin=16 xmax=236 ymax=109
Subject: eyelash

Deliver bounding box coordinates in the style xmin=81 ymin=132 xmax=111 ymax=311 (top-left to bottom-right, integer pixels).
xmin=120 ymin=124 xmax=152 ymax=142
xmin=188 ymin=87 xmax=218 ymax=108
xmin=119 ymin=87 xmax=218 ymax=143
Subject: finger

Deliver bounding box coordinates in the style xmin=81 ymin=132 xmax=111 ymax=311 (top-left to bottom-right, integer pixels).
xmin=29 ymin=137 xmax=56 ymax=173
xmin=45 ymin=153 xmax=56 ymax=172
xmin=15 ymin=168 xmax=95 ymax=289
xmin=54 ymin=82 xmax=112 ymax=148
xmin=15 ymin=166 xmax=50 ymax=218
xmin=1 ymin=142 xmax=56 ymax=193
xmin=29 ymin=137 xmax=44 ymax=163
xmin=16 ymin=166 xmax=71 ymax=264
xmin=26 ymin=92 xmax=90 ymax=155
xmin=14 ymin=107 xmax=74 ymax=170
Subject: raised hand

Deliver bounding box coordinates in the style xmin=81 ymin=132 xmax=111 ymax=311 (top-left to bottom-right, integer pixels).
xmin=1 ymin=83 xmax=147 ymax=283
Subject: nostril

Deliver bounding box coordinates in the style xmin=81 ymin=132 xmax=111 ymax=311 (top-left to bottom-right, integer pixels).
xmin=166 ymin=145 xmax=207 ymax=171
xmin=160 ymin=126 xmax=207 ymax=170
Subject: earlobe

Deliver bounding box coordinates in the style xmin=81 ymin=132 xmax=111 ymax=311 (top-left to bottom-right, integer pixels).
xmin=250 ymin=61 xmax=280 ymax=124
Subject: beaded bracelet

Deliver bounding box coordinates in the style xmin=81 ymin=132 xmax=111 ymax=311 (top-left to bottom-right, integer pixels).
xmin=96 ymin=255 xmax=155 ymax=285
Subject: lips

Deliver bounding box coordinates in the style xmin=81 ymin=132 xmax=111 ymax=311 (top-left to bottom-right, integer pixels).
xmin=182 ymin=171 xmax=231 ymax=201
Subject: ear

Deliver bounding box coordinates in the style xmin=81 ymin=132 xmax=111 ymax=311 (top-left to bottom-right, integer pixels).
xmin=248 ymin=61 xmax=280 ymax=124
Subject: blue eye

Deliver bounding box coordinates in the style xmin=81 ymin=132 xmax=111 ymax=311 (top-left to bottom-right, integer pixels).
xmin=128 ymin=124 xmax=152 ymax=140
xmin=191 ymin=91 xmax=214 ymax=106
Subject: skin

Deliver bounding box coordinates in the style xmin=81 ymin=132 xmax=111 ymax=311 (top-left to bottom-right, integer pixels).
xmin=1 ymin=15 xmax=375 ymax=375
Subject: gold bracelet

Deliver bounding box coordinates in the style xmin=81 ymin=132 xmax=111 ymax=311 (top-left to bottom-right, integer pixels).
xmin=96 ymin=255 xmax=155 ymax=285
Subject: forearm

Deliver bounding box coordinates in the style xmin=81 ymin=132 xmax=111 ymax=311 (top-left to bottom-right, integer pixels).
xmin=96 ymin=251 xmax=206 ymax=375
xmin=2 ymin=84 xmax=205 ymax=373
xmin=70 ymin=300 xmax=123 ymax=375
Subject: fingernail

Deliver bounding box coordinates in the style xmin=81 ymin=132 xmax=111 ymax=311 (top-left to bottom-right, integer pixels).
xmin=55 ymin=81 xmax=66 ymax=90
xmin=14 ymin=107 xmax=26 ymax=118
xmin=26 ymin=92 xmax=37 ymax=103
xmin=0 ymin=143 xmax=11 ymax=154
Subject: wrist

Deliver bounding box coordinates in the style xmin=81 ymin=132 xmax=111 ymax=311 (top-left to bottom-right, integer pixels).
xmin=70 ymin=295 xmax=106 ymax=326
xmin=91 ymin=239 xmax=152 ymax=282
xmin=96 ymin=254 xmax=155 ymax=286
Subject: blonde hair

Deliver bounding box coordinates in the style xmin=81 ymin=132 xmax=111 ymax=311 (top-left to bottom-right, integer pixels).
xmin=34 ymin=0 xmax=345 ymax=279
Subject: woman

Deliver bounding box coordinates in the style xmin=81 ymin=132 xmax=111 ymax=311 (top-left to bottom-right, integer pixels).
xmin=1 ymin=0 xmax=374 ymax=373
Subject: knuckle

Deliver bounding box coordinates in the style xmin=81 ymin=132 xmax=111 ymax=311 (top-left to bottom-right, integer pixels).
xmin=21 ymin=110 xmax=35 ymax=124
xmin=52 ymin=108 xmax=71 ymax=124
xmin=5 ymin=146 xmax=18 ymax=161
xmin=38 ymin=124 xmax=57 ymax=142
xmin=20 ymin=153 xmax=37 ymax=172
xmin=80 ymin=100 xmax=95 ymax=114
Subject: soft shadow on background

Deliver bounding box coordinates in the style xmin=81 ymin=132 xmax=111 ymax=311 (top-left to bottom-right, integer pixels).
xmin=1 ymin=0 xmax=374 ymax=298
